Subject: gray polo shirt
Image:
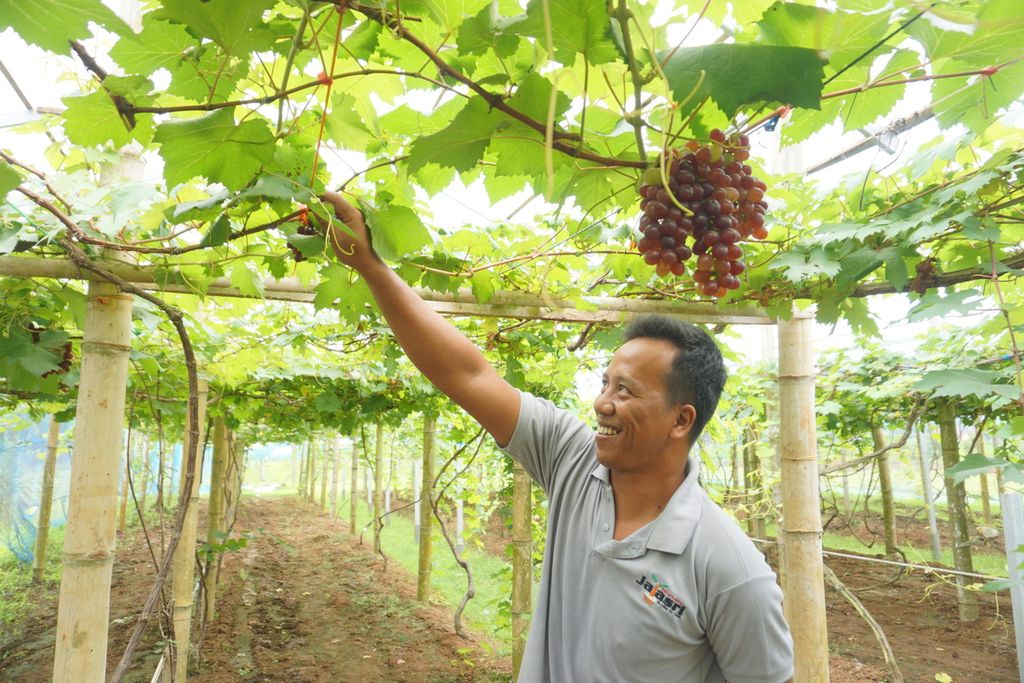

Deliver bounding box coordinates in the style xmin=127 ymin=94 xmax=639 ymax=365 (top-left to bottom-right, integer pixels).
xmin=504 ymin=391 xmax=793 ymax=683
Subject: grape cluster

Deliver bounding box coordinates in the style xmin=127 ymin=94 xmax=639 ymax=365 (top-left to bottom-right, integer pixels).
xmin=288 ymin=206 xmax=317 ymax=262
xmin=636 ymin=129 xmax=769 ymax=298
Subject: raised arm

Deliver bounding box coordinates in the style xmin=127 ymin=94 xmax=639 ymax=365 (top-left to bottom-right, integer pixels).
xmin=318 ymin=192 xmax=520 ymax=446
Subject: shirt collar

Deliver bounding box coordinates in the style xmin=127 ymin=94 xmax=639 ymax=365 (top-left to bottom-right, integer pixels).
xmin=589 ymin=458 xmax=704 ymax=555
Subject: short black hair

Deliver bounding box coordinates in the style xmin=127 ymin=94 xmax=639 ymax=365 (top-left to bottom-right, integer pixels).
xmin=623 ymin=315 xmax=727 ymax=445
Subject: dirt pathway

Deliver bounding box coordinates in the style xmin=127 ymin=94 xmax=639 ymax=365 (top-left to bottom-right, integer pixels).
xmin=195 ymin=497 xmax=506 ymax=682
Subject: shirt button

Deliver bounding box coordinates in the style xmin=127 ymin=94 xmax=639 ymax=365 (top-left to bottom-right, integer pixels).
xmin=630 ymin=543 xmax=641 ymax=551
xmin=601 ymin=523 xmax=610 ymax=532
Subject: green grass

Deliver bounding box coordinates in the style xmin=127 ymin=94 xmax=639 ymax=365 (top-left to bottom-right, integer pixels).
xmin=0 ymin=526 xmax=64 ymax=627
xmin=339 ymin=497 xmax=515 ymax=651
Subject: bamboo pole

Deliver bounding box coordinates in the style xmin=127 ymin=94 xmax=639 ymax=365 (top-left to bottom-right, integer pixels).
xmin=117 ymin=436 xmax=131 ymax=533
xmin=743 ymin=425 xmax=767 ymax=541
xmin=53 ymin=276 xmax=133 ymax=683
xmin=138 ymin=436 xmax=151 ymax=515
xmin=350 ymin=439 xmax=360 ymax=534
xmin=914 ymin=425 xmax=942 ymax=562
xmin=320 ymin=437 xmax=329 ymax=510
xmin=306 ymin=439 xmax=317 ymax=501
xmin=777 ymin=315 xmax=829 ymax=683
xmin=937 ymin=400 xmax=979 ymax=622
xmin=297 ymin=441 xmax=307 ymax=497
xmin=170 ymin=380 xmax=209 ymax=682
xmin=373 ymin=423 xmax=384 ymax=554
xmin=0 ymin=255 xmax=774 ymax=326
xmin=32 ymin=415 xmax=60 ymax=584
xmin=417 ymin=414 xmax=436 ymax=604
xmin=204 ymin=416 xmax=228 ymax=625
xmin=978 ymin=434 xmax=992 ymax=527
xmin=329 ymin=436 xmax=341 ymax=518
xmin=871 ymin=425 xmax=898 ymax=556
xmin=511 ymin=459 xmax=533 ymax=680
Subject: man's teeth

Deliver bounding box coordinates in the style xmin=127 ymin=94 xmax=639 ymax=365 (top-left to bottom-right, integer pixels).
xmin=597 ymin=425 xmax=621 ymax=436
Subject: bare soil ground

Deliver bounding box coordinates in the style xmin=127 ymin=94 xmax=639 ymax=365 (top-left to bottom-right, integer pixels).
xmin=1 ymin=497 xmax=1017 ymax=682
xmin=0 ymin=497 xmax=507 ymax=682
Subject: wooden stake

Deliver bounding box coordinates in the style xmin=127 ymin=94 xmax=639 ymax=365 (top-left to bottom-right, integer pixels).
xmin=320 ymin=437 xmax=329 ymax=510
xmin=511 ymin=459 xmax=533 ymax=680
xmin=937 ymin=399 xmax=979 ymax=622
xmin=330 ymin=436 xmax=341 ymax=518
xmin=417 ymin=414 xmax=436 ymax=604
xmin=204 ymin=416 xmax=228 ymax=624
xmin=170 ymin=379 xmax=209 ymax=682
xmin=32 ymin=415 xmax=60 ymax=584
xmin=373 ymin=423 xmax=384 ymax=554
xmin=871 ymin=424 xmax=898 ymax=556
xmin=350 ymin=439 xmax=360 ymax=535
xmin=777 ymin=315 xmax=829 ymax=683
xmin=53 ymin=277 xmax=133 ymax=683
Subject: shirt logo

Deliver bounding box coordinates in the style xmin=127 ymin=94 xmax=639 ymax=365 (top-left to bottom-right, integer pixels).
xmin=636 ymin=574 xmax=685 ymax=619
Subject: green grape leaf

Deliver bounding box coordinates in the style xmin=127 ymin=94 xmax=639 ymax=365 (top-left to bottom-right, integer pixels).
xmin=200 ymin=215 xmax=231 ymax=247
xmin=155 ymin=0 xmax=277 ymax=56
xmin=660 ymin=44 xmax=826 ymax=115
xmin=153 ymin=108 xmax=275 ymax=190
xmin=407 ymin=97 xmax=507 ymax=173
xmin=515 ymin=0 xmax=618 ymax=65
xmin=110 ymin=20 xmax=190 ymax=73
xmin=326 ymin=93 xmax=378 ymax=153
xmin=913 ymin=369 xmax=1019 ymax=400
xmin=946 ymin=453 xmax=1011 ymax=486
xmin=0 ymin=161 xmax=21 ymax=195
xmin=167 ymin=48 xmax=247 ymax=102
xmin=0 ymin=0 xmax=129 ymax=54
xmin=457 ymin=5 xmax=521 ymax=57
xmin=470 ymin=270 xmax=497 ymax=303
xmin=62 ymin=91 xmax=132 ymax=148
xmin=362 ymin=204 xmax=432 ymax=260
xmin=229 ymin=262 xmax=265 ymax=298
xmin=756 ymin=3 xmax=890 ymax=76
xmin=288 ymin=233 xmax=327 ymax=258
xmin=907 ymin=289 xmax=983 ymax=322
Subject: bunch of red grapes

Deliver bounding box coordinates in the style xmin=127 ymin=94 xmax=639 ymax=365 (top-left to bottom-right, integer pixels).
xmin=636 ymin=129 xmax=769 ymax=298
xmin=288 ymin=206 xmax=318 ymax=262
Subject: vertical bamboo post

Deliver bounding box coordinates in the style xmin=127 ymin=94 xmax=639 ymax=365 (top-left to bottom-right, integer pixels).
xmin=330 ymin=435 xmax=341 ymax=518
xmin=306 ymin=439 xmax=317 ymax=501
xmin=320 ymin=437 xmax=329 ymax=510
xmin=871 ymin=424 xmax=898 ymax=556
xmin=777 ymin=315 xmax=829 ymax=683
xmin=298 ymin=441 xmax=307 ymax=497
xmin=915 ymin=425 xmax=942 ymax=562
xmin=350 ymin=438 xmax=360 ymax=534
xmin=511 ymin=459 xmax=533 ymax=679
xmin=138 ymin=436 xmax=151 ymax=516
xmin=417 ymin=414 xmax=436 ymax=604
xmin=293 ymin=443 xmax=301 ymax=492
xmin=171 ymin=380 xmax=209 ymax=682
xmin=937 ymin=399 xmax=979 ymax=622
xmin=32 ymin=415 xmax=61 ymax=584
xmin=374 ymin=423 xmax=384 ymax=553
xmin=977 ymin=434 xmax=992 ymax=527
xmin=53 ymin=275 xmax=133 ymax=683
xmin=117 ymin=436 xmax=131 ymax=533
xmin=204 ymin=415 xmax=228 ymax=625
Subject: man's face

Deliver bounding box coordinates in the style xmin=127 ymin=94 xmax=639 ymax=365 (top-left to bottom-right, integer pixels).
xmin=592 ymin=337 xmax=691 ymax=471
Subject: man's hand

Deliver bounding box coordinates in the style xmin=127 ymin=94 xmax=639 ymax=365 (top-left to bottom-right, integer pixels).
xmin=317 ymin=191 xmax=379 ymax=272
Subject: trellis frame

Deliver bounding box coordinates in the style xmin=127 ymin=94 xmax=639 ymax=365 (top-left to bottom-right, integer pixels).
xmin=2 ymin=254 xmax=827 ymax=682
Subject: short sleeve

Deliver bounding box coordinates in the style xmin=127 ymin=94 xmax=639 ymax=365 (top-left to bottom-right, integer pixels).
xmin=705 ymin=573 xmax=794 ymax=683
xmin=501 ymin=391 xmax=594 ymax=495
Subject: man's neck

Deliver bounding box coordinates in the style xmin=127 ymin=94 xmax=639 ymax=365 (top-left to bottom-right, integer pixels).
xmin=609 ymin=460 xmax=687 ymax=540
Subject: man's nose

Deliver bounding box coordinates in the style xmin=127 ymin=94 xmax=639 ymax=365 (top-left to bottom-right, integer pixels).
xmin=594 ymin=391 xmax=613 ymax=415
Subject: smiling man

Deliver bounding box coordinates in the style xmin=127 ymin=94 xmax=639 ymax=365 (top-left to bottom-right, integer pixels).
xmin=319 ymin=192 xmax=794 ymax=682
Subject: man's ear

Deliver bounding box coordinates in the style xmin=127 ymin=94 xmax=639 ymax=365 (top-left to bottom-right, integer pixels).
xmin=671 ymin=404 xmax=696 ymax=440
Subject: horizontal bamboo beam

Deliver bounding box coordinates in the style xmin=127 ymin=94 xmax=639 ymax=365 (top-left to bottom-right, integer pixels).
xmin=0 ymin=255 xmax=776 ymax=325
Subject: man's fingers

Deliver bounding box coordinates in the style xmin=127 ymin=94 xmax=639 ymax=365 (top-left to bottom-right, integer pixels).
xmin=320 ymin=191 xmax=363 ymax=226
